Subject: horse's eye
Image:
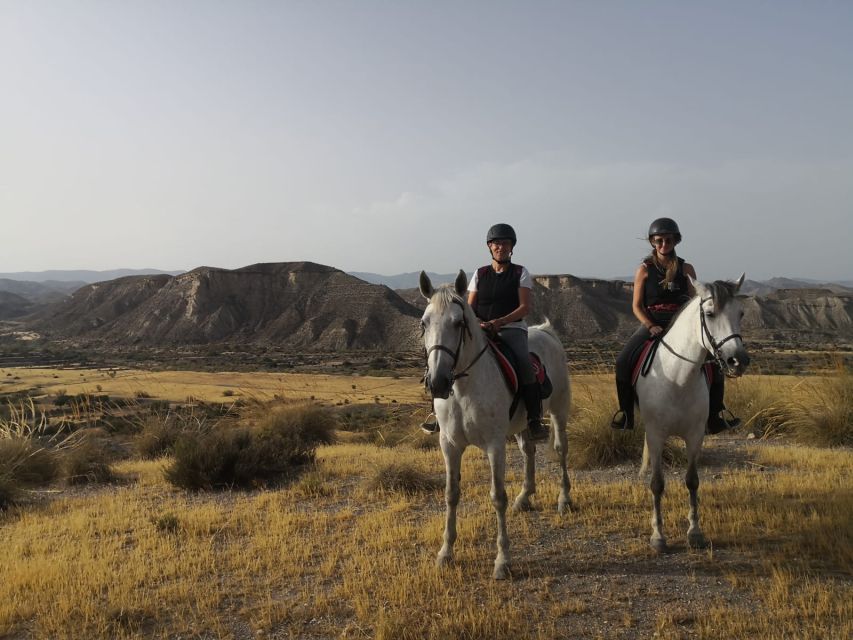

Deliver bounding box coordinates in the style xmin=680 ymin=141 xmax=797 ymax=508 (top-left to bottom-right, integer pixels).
xmin=704 ymin=311 xmax=715 ymax=318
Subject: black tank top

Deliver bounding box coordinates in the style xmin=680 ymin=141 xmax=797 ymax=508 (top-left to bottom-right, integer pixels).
xmin=474 ymin=264 xmax=523 ymax=321
xmin=642 ymin=256 xmax=690 ymax=327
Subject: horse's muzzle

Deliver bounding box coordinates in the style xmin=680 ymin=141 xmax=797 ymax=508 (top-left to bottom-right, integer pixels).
xmin=426 ymin=372 xmax=452 ymax=399
xmin=725 ymin=348 xmax=751 ymax=377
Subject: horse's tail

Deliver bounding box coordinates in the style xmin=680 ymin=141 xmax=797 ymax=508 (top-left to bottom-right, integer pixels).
xmin=639 ymin=436 xmax=650 ymax=477
xmin=530 ymin=317 xmax=560 ymax=343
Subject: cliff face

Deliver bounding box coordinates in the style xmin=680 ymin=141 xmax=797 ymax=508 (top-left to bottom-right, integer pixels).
xmin=33 ymin=262 xmax=421 ymax=351
xmin=24 ymin=266 xmax=853 ymax=351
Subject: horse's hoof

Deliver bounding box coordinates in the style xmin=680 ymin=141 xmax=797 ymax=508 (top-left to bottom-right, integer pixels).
xmin=436 ymin=553 xmax=453 ymax=568
xmin=493 ymin=563 xmax=511 ymax=580
xmin=512 ymin=497 xmax=533 ymax=512
xmin=650 ymin=537 xmax=668 ymax=553
xmin=557 ymin=498 xmax=574 ymax=515
xmin=687 ymin=532 xmax=708 ymax=549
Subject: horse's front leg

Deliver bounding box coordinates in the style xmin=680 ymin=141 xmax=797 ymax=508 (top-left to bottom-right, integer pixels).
xmin=437 ymin=438 xmax=463 ymax=568
xmin=647 ymin=436 xmax=667 ymax=552
xmin=685 ymin=432 xmax=708 ymax=549
xmin=487 ymin=443 xmax=511 ymax=579
xmin=512 ymin=431 xmax=536 ymax=512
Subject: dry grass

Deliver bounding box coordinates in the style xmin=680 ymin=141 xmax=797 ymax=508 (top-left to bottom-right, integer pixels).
xmin=0 ymin=370 xmax=850 ymax=638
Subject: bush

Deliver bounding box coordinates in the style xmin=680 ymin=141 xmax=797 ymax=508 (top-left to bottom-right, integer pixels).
xmin=364 ymin=462 xmax=442 ymax=494
xmin=62 ymin=437 xmax=115 ymax=485
xmin=164 ymin=404 xmax=336 ymax=490
xmin=785 ymin=366 xmax=853 ymax=448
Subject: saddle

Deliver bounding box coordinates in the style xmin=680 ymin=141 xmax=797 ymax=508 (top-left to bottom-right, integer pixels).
xmin=486 ymin=337 xmax=553 ymax=417
xmin=630 ymin=338 xmax=714 ymax=389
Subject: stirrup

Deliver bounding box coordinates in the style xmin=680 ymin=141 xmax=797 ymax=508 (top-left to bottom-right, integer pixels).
xmin=526 ymin=419 xmax=549 ymax=442
xmin=420 ymin=414 xmax=439 ymax=434
xmin=706 ymin=410 xmax=741 ymax=435
xmin=610 ymin=410 xmax=633 ymax=430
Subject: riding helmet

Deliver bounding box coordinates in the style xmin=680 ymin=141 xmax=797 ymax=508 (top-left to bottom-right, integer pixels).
xmin=486 ymin=223 xmax=517 ymax=246
xmin=647 ymin=217 xmax=682 ymax=243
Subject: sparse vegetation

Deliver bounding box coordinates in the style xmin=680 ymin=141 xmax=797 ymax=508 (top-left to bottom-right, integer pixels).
xmin=0 ymin=367 xmax=849 ymax=638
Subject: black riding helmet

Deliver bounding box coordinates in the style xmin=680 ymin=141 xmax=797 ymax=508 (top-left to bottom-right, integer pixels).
xmin=648 ymin=217 xmax=682 ymax=243
xmin=486 ymin=223 xmax=517 ymax=246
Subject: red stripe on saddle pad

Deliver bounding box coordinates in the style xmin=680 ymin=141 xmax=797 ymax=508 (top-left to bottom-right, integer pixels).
xmin=487 ymin=338 xmax=519 ymax=394
xmin=631 ymin=340 xmax=656 ymax=387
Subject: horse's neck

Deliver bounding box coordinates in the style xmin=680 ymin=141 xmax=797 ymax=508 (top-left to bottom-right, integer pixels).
xmin=454 ymin=317 xmax=502 ymax=394
xmin=657 ymin=300 xmax=707 ymax=384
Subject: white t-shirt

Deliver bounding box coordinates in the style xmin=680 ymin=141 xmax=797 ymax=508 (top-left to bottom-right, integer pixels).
xmin=467 ymin=264 xmax=533 ymax=330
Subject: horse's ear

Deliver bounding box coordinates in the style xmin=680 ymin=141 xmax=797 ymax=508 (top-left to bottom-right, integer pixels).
xmin=454 ymin=269 xmax=468 ymax=296
xmin=733 ymin=273 xmax=745 ymax=293
xmin=691 ymin=277 xmax=709 ymax=299
xmin=419 ymin=271 xmax=434 ymax=300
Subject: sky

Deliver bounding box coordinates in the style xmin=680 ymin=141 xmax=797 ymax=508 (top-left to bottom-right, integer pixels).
xmin=1 ymin=1 xmax=851 ymax=281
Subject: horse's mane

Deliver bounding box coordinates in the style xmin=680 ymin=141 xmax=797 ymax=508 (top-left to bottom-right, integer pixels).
xmin=430 ymin=284 xmax=465 ymax=312
xmin=669 ymin=279 xmax=739 ymax=327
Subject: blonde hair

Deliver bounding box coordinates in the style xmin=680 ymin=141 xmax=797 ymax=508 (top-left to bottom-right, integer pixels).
xmin=647 ymin=249 xmax=679 ymax=287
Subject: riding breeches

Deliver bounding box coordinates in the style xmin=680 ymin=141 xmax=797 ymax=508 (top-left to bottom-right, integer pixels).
xmin=498 ymin=328 xmax=536 ymax=386
xmin=615 ymin=325 xmax=652 ymax=384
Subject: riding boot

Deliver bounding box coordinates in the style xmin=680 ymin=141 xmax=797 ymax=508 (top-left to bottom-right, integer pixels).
xmin=522 ymin=383 xmax=549 ymax=442
xmin=707 ymin=371 xmax=741 ymax=434
xmin=610 ymin=379 xmax=635 ymax=430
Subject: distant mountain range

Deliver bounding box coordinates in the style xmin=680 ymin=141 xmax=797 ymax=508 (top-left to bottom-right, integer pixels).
xmin=0 ymin=263 xmax=851 ymax=352
xmin=0 ymin=268 xmax=185 ymax=283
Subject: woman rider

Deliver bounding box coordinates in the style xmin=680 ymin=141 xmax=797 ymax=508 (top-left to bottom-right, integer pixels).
xmin=422 ymin=223 xmax=549 ymax=442
xmin=610 ymin=217 xmax=741 ymax=433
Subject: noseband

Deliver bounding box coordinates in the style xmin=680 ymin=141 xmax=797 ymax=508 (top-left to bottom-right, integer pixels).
xmin=699 ymin=297 xmax=742 ymax=377
xmin=423 ymin=298 xmax=489 ymax=391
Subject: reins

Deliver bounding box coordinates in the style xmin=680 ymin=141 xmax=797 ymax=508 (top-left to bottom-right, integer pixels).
xmin=656 ymin=296 xmax=742 ymax=375
xmin=423 ymin=297 xmax=489 ymax=392
xmin=699 ymin=297 xmax=742 ymax=377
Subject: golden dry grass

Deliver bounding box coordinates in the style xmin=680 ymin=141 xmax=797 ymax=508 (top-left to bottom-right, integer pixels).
xmin=0 ymin=367 xmax=429 ymax=405
xmin=1 ymin=370 xmax=851 ymax=639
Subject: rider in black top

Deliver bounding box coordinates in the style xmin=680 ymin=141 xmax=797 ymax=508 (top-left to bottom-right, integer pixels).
xmin=610 ymin=218 xmax=741 ymax=434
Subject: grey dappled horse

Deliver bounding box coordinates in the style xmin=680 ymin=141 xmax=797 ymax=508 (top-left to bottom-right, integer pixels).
xmin=637 ymin=275 xmax=750 ymax=552
xmin=419 ymin=270 xmax=572 ymax=579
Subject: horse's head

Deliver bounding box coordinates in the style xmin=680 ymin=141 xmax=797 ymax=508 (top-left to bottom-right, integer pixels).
xmin=419 ymin=270 xmax=470 ymax=399
xmin=691 ymin=273 xmax=751 ymax=377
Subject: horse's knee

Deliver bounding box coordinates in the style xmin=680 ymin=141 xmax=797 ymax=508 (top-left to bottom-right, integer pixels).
xmin=445 ymin=485 xmax=460 ymax=507
xmin=685 ymin=466 xmax=699 ymax=493
xmin=650 ymin=471 xmax=665 ymax=496
xmin=491 ymin=489 xmax=508 ymax=511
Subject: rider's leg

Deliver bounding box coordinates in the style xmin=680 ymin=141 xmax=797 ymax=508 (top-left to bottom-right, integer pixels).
xmin=707 ymin=367 xmax=741 ymax=434
xmin=499 ymin=328 xmax=548 ymax=442
xmin=611 ymin=326 xmax=651 ymax=429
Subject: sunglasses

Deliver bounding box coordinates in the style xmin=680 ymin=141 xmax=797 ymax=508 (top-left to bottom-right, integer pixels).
xmin=652 ymin=236 xmax=676 ymax=246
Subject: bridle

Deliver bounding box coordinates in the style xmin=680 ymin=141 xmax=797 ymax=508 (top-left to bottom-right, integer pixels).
xmin=423 ymin=298 xmax=489 ymax=392
xmin=699 ymin=296 xmax=743 ymax=377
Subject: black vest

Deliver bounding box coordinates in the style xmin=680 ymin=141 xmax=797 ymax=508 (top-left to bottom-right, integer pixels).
xmin=474 ymin=264 xmax=523 ymax=321
xmin=643 ymin=257 xmax=690 ymax=326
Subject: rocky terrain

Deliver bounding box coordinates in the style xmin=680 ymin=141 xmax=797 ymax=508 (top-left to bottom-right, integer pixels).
xmin=0 ymin=263 xmax=851 ymax=371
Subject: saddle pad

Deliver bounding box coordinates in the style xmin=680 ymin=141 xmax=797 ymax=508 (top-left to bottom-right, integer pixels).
xmin=631 ymin=340 xmax=657 ymax=386
xmin=487 ymin=338 xmax=548 ymax=395
xmin=630 ymin=338 xmax=715 ymax=389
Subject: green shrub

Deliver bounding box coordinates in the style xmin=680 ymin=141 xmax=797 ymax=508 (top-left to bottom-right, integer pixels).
xmin=164 ymin=404 xmax=336 ymax=490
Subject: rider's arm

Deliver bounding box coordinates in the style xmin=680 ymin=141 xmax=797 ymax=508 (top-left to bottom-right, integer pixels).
xmin=490 ymin=287 xmax=531 ymax=330
xmin=632 ymin=265 xmax=662 ymax=335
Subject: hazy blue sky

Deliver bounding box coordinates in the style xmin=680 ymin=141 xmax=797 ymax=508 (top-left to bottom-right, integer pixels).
xmin=2 ymin=1 xmax=851 ymax=281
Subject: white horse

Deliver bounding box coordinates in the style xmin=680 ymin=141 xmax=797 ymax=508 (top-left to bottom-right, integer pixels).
xmin=419 ymin=270 xmax=571 ymax=579
xmin=637 ymin=275 xmax=750 ymax=552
